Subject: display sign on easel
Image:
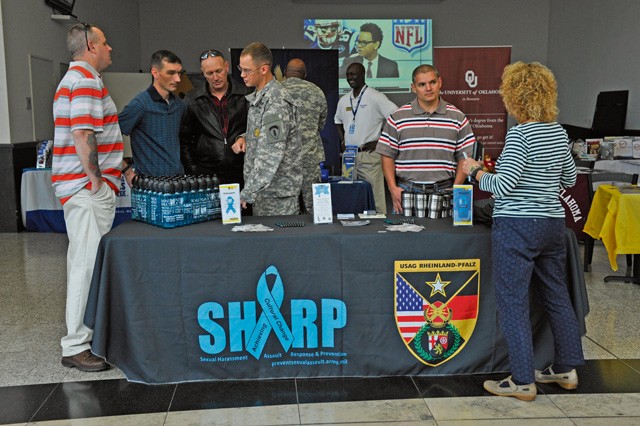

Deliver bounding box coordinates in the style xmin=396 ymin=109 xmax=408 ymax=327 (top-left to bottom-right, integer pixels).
xmin=312 ymin=183 xmax=333 ymax=224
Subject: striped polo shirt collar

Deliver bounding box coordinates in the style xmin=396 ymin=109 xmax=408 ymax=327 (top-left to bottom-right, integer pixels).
xmin=411 ymin=97 xmax=447 ymax=116
xmin=70 ymin=60 xmax=99 ymax=78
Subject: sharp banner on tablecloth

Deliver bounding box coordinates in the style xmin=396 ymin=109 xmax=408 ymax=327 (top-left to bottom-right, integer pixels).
xmin=197 ymin=265 xmax=350 ymax=369
xmin=395 ymin=259 xmax=480 ymax=366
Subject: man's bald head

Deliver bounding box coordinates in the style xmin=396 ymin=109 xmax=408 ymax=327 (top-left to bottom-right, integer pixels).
xmin=285 ymin=58 xmax=307 ymax=79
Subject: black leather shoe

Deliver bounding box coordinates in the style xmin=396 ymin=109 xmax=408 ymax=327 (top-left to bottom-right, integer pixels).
xmin=61 ymin=349 xmax=110 ymax=372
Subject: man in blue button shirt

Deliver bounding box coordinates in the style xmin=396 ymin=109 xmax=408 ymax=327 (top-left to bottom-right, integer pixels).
xmin=119 ymin=50 xmax=186 ymax=177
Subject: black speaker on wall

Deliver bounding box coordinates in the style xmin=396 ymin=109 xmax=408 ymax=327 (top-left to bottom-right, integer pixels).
xmin=591 ymin=90 xmax=628 ymax=138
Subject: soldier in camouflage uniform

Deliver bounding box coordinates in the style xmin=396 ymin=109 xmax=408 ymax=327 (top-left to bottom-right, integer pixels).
xmin=235 ymin=43 xmax=302 ymax=216
xmin=282 ymin=59 xmax=328 ymax=214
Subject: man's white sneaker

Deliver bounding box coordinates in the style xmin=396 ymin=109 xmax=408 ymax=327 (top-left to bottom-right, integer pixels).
xmin=535 ymin=367 xmax=578 ymax=390
xmin=483 ymin=376 xmax=537 ymax=401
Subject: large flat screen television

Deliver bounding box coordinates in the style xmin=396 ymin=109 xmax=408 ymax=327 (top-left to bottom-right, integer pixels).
xmin=303 ymin=19 xmax=432 ymax=95
xmin=45 ymin=0 xmax=76 ymax=16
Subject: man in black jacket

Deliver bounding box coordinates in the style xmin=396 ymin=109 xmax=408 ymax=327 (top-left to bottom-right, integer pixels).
xmin=180 ymin=49 xmax=252 ymax=185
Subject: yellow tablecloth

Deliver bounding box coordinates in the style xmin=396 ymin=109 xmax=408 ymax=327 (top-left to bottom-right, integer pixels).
xmin=583 ymin=185 xmax=640 ymax=270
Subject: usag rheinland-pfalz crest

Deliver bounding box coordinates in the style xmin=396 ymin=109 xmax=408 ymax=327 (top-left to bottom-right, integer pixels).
xmin=392 ymin=19 xmax=430 ymax=54
xmin=394 ymin=259 xmax=480 ymax=366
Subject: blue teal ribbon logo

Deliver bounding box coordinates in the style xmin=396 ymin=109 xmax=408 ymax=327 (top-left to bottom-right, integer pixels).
xmin=225 ymin=196 xmax=236 ymax=213
xmin=314 ymin=185 xmax=330 ymax=196
xmin=247 ymin=266 xmax=294 ymax=359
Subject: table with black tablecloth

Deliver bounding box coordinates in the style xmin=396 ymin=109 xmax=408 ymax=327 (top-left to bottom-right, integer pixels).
xmin=329 ymin=180 xmax=375 ymax=214
xmin=20 ymin=169 xmax=372 ymax=231
xmin=85 ymin=216 xmax=588 ymax=384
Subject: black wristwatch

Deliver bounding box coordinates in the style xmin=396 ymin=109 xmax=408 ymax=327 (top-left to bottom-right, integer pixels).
xmin=122 ymin=158 xmax=134 ymax=174
xmin=470 ymin=165 xmax=482 ymax=180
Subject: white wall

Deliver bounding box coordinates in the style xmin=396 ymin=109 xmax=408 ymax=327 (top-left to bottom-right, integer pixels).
xmin=136 ymin=0 xmax=550 ymax=77
xmin=548 ymin=0 xmax=640 ymax=129
xmin=0 ymin=0 xmax=141 ymax=144
xmin=0 ymin=1 xmax=10 ymax=144
xmin=101 ymin=72 xmax=151 ymax=157
xmin=4 ymin=0 xmax=638 ymax=143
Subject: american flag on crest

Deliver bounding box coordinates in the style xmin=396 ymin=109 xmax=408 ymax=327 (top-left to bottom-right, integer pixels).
xmin=396 ymin=274 xmax=427 ymax=342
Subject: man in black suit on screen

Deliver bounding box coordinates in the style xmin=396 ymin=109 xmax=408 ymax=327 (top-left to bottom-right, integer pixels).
xmin=342 ymin=22 xmax=399 ymax=78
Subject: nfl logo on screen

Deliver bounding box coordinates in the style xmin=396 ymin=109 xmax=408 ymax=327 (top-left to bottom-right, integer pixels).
xmin=392 ymin=19 xmax=430 ymax=54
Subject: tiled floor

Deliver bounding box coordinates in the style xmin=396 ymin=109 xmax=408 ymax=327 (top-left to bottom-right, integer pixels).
xmin=0 ymin=231 xmax=639 ymax=425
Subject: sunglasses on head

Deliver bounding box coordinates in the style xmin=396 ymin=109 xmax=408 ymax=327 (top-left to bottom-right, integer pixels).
xmin=200 ymin=50 xmax=223 ymax=61
xmin=81 ymin=22 xmax=91 ymax=51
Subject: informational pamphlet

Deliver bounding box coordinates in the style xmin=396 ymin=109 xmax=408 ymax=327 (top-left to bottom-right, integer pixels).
xmin=633 ymin=138 xmax=640 ymax=159
xmin=453 ymin=185 xmax=473 ymax=226
xmin=220 ymin=183 xmax=242 ymax=225
xmin=312 ymin=183 xmax=333 ymax=224
xmin=613 ymin=138 xmax=633 ymax=158
xmin=342 ymin=146 xmax=357 ymax=181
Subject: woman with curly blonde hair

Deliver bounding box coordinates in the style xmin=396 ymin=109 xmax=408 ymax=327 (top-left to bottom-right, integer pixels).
xmin=462 ymin=62 xmax=584 ymax=401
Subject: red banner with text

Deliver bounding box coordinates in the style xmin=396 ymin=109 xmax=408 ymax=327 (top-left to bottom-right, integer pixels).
xmin=434 ymin=47 xmax=511 ymax=160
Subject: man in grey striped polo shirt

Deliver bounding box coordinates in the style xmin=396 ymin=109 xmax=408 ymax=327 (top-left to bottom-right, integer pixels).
xmin=377 ymin=64 xmax=476 ymax=214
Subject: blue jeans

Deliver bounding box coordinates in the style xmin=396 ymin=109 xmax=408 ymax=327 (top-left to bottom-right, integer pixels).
xmin=492 ymin=216 xmax=584 ymax=383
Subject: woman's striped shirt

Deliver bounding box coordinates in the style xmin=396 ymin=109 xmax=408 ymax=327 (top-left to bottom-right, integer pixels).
xmin=479 ymin=122 xmax=576 ymax=218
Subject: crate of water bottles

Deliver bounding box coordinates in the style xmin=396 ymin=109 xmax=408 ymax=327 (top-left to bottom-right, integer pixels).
xmin=130 ymin=174 xmax=221 ymax=228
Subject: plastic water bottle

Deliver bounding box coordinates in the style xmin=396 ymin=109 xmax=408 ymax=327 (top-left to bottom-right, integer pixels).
xmin=204 ymin=175 xmax=213 ymax=220
xmin=187 ymin=176 xmax=197 ymax=225
xmin=174 ymin=178 xmax=186 ymax=227
xmin=195 ymin=176 xmax=206 ymax=223
xmin=140 ymin=176 xmax=151 ymax=224
xmin=161 ymin=180 xmax=176 ymax=228
xmin=149 ymin=178 xmax=160 ymax=226
xmin=211 ymin=174 xmax=221 ymax=219
xmin=130 ymin=175 xmax=140 ymax=221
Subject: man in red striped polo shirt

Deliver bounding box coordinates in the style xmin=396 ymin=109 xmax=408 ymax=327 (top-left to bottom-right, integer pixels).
xmin=52 ymin=23 xmax=134 ymax=372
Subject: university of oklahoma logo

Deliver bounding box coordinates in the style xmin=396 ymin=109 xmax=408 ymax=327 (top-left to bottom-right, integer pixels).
xmin=395 ymin=259 xmax=480 ymax=366
xmin=392 ymin=19 xmax=430 ymax=54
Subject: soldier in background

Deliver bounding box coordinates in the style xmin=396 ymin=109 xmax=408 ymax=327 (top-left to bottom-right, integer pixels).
xmin=236 ymin=42 xmax=302 ymax=216
xmin=282 ymin=58 xmax=328 ymax=214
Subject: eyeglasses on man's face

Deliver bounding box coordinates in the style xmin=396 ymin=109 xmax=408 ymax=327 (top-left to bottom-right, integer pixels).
xmin=237 ymin=64 xmax=265 ymax=75
xmin=356 ymin=40 xmax=375 ymax=47
xmin=200 ymin=50 xmax=223 ymax=61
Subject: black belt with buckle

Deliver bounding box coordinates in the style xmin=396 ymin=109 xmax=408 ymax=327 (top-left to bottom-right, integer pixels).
xmin=396 ymin=176 xmax=454 ymax=193
xmin=357 ymin=141 xmax=378 ymax=153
